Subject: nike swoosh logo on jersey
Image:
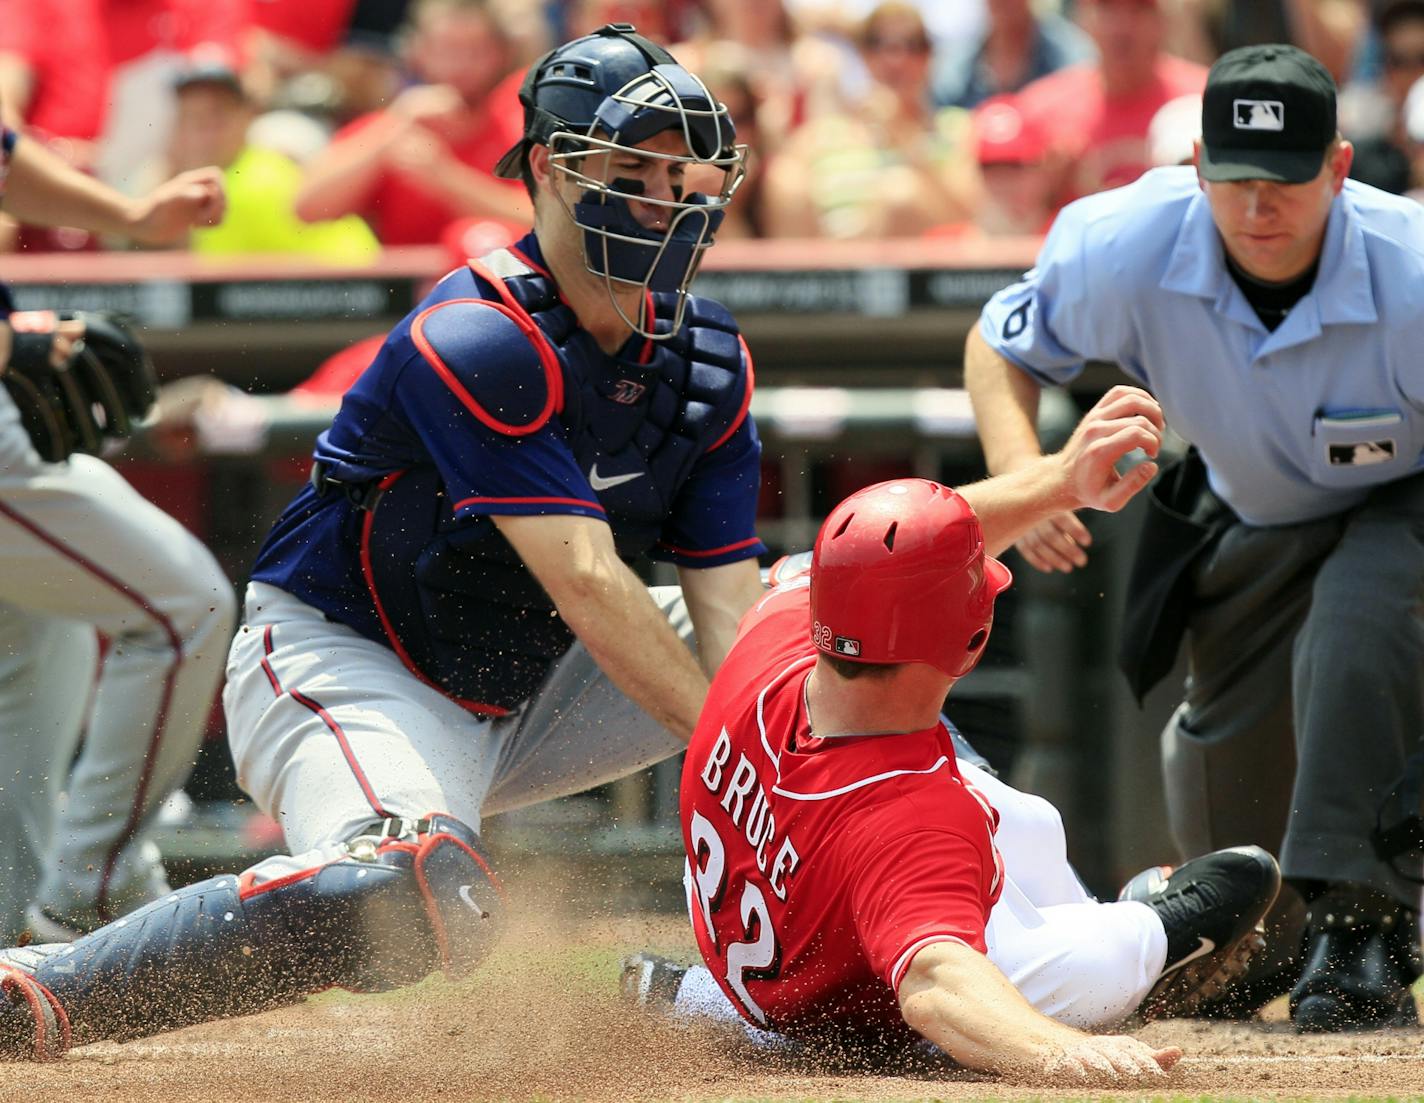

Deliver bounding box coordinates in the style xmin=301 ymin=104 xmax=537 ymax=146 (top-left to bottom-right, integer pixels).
xmin=1164 ymin=935 xmax=1216 ymax=974
xmin=458 ymin=884 xmax=489 ymax=918
xmin=588 ymin=465 xmax=644 ymax=492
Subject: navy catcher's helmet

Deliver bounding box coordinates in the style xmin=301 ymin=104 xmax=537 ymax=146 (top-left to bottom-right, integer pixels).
xmin=494 ymin=24 xmax=745 ymax=339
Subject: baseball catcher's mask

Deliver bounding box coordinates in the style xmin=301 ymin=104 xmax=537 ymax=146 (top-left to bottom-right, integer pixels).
xmin=3 ymin=310 xmax=158 ymax=463
xmin=495 ymin=24 xmax=746 ymax=340
xmin=810 ymin=479 xmax=1014 ymax=680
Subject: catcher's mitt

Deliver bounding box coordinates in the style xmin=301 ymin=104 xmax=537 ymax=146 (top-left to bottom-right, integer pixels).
xmin=2 ymin=310 xmax=158 ymax=462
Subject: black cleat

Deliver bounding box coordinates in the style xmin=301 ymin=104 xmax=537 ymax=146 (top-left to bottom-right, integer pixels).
xmin=1132 ymin=845 xmax=1281 ymax=1020
xmin=619 ymin=952 xmax=689 ymax=1015
xmin=1290 ymin=887 xmax=1420 ymax=1033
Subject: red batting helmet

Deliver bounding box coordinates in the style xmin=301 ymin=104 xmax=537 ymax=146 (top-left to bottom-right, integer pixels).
xmin=810 ymin=479 xmax=1013 ymax=678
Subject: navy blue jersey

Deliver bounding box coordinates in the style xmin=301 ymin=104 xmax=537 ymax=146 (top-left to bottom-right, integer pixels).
xmin=252 ymin=233 xmax=764 ymax=710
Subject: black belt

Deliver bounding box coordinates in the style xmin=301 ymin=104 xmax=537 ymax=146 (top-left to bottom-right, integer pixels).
xmin=310 ymin=460 xmax=386 ymax=512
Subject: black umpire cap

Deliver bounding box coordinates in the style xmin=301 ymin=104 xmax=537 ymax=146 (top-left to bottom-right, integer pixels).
xmin=1199 ymin=44 xmax=1337 ymax=184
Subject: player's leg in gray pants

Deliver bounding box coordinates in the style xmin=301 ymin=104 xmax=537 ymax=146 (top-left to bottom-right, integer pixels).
xmin=1163 ymin=474 xmax=1424 ymax=908
xmin=0 ymin=452 xmax=236 ymax=936
xmin=227 ymin=583 xmax=694 ymax=850
xmin=0 ymin=610 xmax=97 ymax=940
xmin=483 ymin=586 xmax=692 ymax=816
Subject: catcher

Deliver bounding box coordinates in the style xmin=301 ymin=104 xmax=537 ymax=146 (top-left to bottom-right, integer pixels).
xmin=0 ymin=125 xmax=236 ymax=946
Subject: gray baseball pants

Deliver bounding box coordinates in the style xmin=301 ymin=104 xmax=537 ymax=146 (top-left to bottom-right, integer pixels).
xmin=224 ymin=581 xmax=692 ymax=855
xmin=0 ymin=407 xmax=236 ymax=940
xmin=1162 ymin=470 xmax=1424 ymax=907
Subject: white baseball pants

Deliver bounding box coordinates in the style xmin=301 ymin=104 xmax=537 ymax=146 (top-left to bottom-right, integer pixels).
xmin=674 ymin=759 xmax=1168 ymax=1036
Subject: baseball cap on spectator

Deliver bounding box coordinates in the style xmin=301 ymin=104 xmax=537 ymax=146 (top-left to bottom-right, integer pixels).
xmin=1148 ymin=94 xmax=1202 ymax=167
xmin=1199 ymin=44 xmax=1336 ymax=183
xmin=973 ymin=96 xmax=1047 ymax=166
xmin=1405 ymin=73 xmax=1424 ymax=143
xmin=173 ymin=60 xmax=246 ymax=98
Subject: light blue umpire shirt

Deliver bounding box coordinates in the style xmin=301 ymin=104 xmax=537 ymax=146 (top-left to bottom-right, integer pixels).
xmin=979 ymin=165 xmax=1424 ymax=526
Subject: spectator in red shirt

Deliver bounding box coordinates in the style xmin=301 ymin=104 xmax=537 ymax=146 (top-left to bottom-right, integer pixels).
xmin=761 ymin=2 xmax=980 ymax=239
xmin=294 ymin=0 xmax=530 ymax=246
xmin=1014 ymin=0 xmax=1207 ymax=207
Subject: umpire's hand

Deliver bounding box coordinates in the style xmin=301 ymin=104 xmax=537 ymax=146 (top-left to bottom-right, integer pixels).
xmin=1021 ymin=385 xmax=1165 ymax=573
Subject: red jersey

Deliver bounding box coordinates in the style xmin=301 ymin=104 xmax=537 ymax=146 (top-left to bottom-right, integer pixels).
xmin=680 ymin=581 xmax=1003 ymax=1047
xmin=331 ymin=77 xmax=525 ymax=246
xmin=0 ymin=0 xmax=108 ymax=140
xmin=1016 ymin=56 xmax=1206 ymax=204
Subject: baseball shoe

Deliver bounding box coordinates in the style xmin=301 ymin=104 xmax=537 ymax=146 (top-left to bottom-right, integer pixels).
xmin=1290 ymin=886 xmax=1420 ymax=1032
xmin=620 ymin=952 xmax=688 ymax=1015
xmin=1133 ymin=845 xmax=1281 ymax=1020
xmin=0 ymin=946 xmax=72 ymax=1060
xmin=1118 ymin=863 xmax=1173 ymax=904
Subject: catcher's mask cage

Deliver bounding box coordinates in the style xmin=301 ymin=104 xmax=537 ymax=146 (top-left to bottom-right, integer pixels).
xmin=495 ymin=24 xmax=747 ymax=341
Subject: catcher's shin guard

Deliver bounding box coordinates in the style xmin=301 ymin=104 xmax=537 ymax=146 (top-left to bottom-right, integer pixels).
xmin=0 ymin=815 xmax=503 ymax=1056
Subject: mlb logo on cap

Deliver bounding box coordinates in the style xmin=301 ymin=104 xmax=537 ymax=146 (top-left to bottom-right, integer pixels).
xmin=834 ymin=637 xmax=861 ymax=657
xmin=1233 ymin=99 xmax=1284 ymax=130
xmin=1199 ymin=44 xmax=1336 ymax=183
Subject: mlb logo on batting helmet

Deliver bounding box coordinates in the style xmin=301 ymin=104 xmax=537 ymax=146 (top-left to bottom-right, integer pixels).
xmin=833 ymin=637 xmax=861 ymax=657
xmin=1233 ymin=99 xmax=1284 ymax=130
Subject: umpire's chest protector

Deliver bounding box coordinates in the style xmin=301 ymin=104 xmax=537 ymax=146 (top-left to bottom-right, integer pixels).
xmin=362 ymin=248 xmax=749 ymax=712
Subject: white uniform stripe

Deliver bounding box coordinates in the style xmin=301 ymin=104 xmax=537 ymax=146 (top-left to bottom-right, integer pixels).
xmin=771 ymin=755 xmax=951 ymax=800
xmin=890 ymin=934 xmax=972 ymax=993
xmin=755 ymin=655 xmax=814 ymax=777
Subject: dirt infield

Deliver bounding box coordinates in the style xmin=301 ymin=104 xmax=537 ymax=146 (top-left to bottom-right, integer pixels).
xmin=7 ymin=903 xmax=1423 ymax=1103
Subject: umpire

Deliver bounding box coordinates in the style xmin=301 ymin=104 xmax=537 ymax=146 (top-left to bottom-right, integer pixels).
xmin=965 ymin=44 xmax=1424 ymax=1032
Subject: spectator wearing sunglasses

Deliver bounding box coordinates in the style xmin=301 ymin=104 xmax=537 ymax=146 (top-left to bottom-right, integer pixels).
xmin=762 ymin=1 xmax=979 ymax=238
xmin=1012 ymin=0 xmax=1206 ymax=208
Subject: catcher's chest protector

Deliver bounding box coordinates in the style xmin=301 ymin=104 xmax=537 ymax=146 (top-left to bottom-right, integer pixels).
xmin=362 ymin=250 xmax=748 ymax=710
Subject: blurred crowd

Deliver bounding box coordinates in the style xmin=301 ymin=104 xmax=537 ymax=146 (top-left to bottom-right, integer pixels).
xmin=3 ymin=0 xmax=1424 ymax=255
